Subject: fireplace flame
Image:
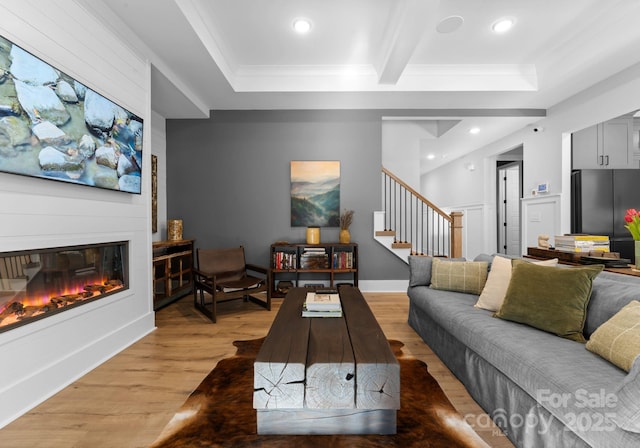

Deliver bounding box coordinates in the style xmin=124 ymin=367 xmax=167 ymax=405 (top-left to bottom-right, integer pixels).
xmin=0 ymin=276 xmax=123 ymax=330
xmin=19 ymin=276 xmax=110 ymax=308
xmin=0 ymin=241 xmax=128 ymax=333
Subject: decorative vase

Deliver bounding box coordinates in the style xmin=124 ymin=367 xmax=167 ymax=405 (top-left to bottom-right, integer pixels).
xmin=339 ymin=229 xmax=351 ymax=244
xmin=635 ymin=240 xmax=640 ymax=270
xmin=167 ymin=219 xmax=183 ymax=241
xmin=306 ymin=226 xmax=320 ymax=244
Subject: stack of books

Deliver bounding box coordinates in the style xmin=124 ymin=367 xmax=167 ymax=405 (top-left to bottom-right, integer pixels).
xmin=554 ymin=235 xmax=610 ymax=253
xmin=302 ymin=289 xmax=342 ymax=317
xmin=300 ymin=247 xmax=329 ymax=269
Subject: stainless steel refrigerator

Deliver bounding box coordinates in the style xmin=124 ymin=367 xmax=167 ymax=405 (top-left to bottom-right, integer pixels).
xmin=571 ymin=169 xmax=640 ymax=261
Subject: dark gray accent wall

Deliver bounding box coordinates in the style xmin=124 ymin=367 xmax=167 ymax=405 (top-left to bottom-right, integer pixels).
xmin=166 ymin=110 xmax=408 ymax=281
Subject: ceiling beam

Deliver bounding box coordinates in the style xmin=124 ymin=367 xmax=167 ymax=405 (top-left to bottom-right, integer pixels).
xmin=79 ymin=0 xmax=210 ymax=118
xmin=175 ymin=0 xmax=238 ymax=87
xmin=375 ymin=0 xmax=438 ymax=85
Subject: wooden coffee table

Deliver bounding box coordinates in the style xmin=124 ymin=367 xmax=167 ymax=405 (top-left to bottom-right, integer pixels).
xmin=253 ymin=286 xmax=400 ymax=435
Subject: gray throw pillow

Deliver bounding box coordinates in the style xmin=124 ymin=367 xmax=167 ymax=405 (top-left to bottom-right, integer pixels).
xmin=408 ymin=256 xmax=433 ymax=287
xmin=585 ymin=277 xmax=640 ymax=339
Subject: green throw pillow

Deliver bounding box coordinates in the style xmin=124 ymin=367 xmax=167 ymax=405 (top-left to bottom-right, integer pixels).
xmin=430 ymin=258 xmax=488 ymax=295
xmin=495 ymin=260 xmax=604 ymax=342
xmin=586 ymin=300 xmax=640 ymax=372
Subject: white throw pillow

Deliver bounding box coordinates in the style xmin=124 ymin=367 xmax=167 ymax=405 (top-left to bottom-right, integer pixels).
xmin=474 ymin=256 xmax=558 ymax=311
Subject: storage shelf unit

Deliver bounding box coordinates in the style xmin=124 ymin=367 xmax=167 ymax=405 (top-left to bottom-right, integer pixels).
xmin=152 ymin=239 xmax=194 ymax=310
xmin=270 ymin=242 xmax=358 ymax=297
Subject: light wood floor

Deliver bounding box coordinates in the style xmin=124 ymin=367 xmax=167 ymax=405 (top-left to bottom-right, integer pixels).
xmin=0 ymin=292 xmax=514 ymax=448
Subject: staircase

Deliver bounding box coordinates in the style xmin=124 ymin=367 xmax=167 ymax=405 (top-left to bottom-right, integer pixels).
xmin=374 ymin=167 xmax=463 ymax=263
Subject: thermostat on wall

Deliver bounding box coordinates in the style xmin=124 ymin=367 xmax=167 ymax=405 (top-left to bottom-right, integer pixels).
xmin=536 ymin=182 xmax=549 ymax=194
xmin=531 ymin=182 xmax=549 ymax=196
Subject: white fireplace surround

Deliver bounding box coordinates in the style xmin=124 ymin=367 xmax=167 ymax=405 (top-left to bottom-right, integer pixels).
xmin=0 ymin=2 xmax=155 ymax=427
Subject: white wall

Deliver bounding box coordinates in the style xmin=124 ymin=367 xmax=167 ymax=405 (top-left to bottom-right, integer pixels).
xmin=423 ymin=62 xmax=640 ymax=260
xmin=0 ymin=1 xmax=154 ymax=427
xmin=422 ymin=151 xmax=498 ymax=259
xmin=381 ymin=121 xmax=422 ymax=191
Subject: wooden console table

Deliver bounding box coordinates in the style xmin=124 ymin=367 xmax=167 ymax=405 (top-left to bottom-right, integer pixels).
xmin=152 ymin=240 xmax=194 ymax=310
xmin=526 ymin=247 xmax=640 ymax=277
xmin=253 ymin=286 xmax=399 ymax=435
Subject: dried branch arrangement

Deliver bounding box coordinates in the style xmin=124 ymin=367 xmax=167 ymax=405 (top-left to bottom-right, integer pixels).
xmin=340 ymin=209 xmax=354 ymax=230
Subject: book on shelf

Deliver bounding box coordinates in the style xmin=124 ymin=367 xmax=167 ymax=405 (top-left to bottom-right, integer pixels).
xmin=301 ymin=305 xmax=343 ymax=318
xmin=555 ymin=243 xmax=610 ymax=249
xmin=305 ymin=291 xmax=341 ymax=311
xmin=554 ymin=234 xmax=610 ymax=253
xmin=316 ymin=288 xmax=338 ymax=294
xmin=555 ymin=246 xmax=610 ymax=253
xmin=301 ymin=252 xmax=328 ymax=258
xmin=273 ymin=251 xmax=297 ymax=270
xmin=333 ymin=251 xmax=353 ymax=269
xmin=554 ymin=234 xmax=610 ymax=242
xmin=303 ymin=247 xmax=326 ymax=254
xmin=300 ymin=254 xmax=329 ymax=269
xmin=555 ymin=242 xmax=610 ymax=252
xmin=556 ymin=238 xmax=609 ymax=245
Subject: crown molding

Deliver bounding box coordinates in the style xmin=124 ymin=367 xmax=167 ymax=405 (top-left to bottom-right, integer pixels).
xmin=230 ymin=63 xmax=538 ymax=92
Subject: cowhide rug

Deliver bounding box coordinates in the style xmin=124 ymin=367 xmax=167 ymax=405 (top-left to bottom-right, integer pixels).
xmin=150 ymin=338 xmax=490 ymax=448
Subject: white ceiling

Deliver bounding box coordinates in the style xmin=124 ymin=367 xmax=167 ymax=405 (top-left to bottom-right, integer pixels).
xmin=84 ymin=0 xmax=640 ymax=173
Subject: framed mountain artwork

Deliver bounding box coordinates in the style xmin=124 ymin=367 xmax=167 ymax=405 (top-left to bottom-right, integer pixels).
xmin=290 ymin=160 xmax=340 ymax=227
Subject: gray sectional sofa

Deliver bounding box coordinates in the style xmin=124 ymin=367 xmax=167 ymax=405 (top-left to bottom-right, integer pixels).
xmin=407 ymin=254 xmax=640 ymax=448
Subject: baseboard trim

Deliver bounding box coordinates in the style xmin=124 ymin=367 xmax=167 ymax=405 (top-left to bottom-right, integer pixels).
xmin=359 ymin=280 xmax=408 ymax=293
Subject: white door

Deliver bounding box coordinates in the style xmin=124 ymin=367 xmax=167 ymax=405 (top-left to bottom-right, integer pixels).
xmin=498 ymin=163 xmax=521 ymax=256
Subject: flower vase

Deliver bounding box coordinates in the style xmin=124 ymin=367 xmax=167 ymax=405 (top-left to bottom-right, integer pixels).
xmin=635 ymin=240 xmax=640 ymax=271
xmin=339 ymin=229 xmax=351 ymax=244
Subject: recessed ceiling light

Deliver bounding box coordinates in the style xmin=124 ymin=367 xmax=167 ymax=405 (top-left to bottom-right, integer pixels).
xmin=491 ymin=17 xmax=515 ymax=33
xmin=293 ymin=18 xmax=312 ymax=34
xmin=469 ymin=127 xmax=481 ymax=134
xmin=426 ymin=154 xmax=436 ymax=160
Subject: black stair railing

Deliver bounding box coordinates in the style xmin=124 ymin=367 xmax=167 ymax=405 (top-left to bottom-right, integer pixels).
xmin=381 ymin=167 xmax=463 ymax=258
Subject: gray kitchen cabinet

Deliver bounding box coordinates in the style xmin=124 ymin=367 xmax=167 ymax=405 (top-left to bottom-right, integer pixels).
xmin=572 ymin=118 xmax=638 ymax=169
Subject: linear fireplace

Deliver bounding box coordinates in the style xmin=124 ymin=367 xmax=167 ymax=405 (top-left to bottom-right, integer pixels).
xmin=0 ymin=241 xmax=128 ymax=333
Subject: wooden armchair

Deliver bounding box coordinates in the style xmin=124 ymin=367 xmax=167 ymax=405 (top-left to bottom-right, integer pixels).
xmin=193 ymin=246 xmax=271 ymax=323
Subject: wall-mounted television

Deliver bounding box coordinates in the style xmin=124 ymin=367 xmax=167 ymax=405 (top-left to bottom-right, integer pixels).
xmin=0 ymin=34 xmax=143 ymax=194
